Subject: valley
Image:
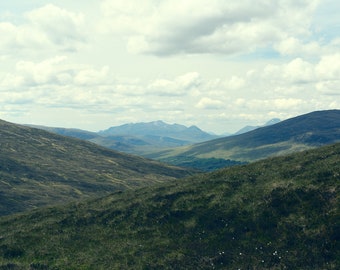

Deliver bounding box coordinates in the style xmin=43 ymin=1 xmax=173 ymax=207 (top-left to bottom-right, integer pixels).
xmin=0 ymin=142 xmax=338 ymax=269
xmin=0 ymin=119 xmax=193 ymax=216
xmin=0 ymin=110 xmax=339 ymax=269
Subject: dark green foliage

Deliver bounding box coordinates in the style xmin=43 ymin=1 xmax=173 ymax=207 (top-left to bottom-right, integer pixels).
xmin=0 ymin=143 xmax=339 ymax=269
xmin=0 ymin=119 xmax=193 ymax=216
xmin=160 ymin=156 xmax=246 ymax=171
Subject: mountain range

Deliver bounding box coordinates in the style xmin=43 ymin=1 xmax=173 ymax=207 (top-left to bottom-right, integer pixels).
xmin=29 ymin=120 xmax=219 ymax=156
xmin=0 ymin=110 xmax=339 ymax=268
xmin=0 ymin=142 xmax=338 ymax=269
xmin=0 ymin=119 xmax=193 ymax=216
xmin=147 ymin=110 xmax=340 ymax=170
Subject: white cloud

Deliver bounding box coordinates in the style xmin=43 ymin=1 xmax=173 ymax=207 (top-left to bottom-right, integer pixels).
xmin=16 ymin=56 xmax=68 ymax=85
xmin=196 ymin=97 xmax=224 ymax=109
xmin=0 ymin=0 xmax=338 ymax=134
xmin=283 ymin=58 xmax=315 ymax=83
xmin=275 ymin=37 xmax=323 ymax=57
xmin=146 ymin=72 xmax=201 ymax=96
xmin=315 ymin=53 xmax=340 ymax=79
xmin=100 ymin=0 xmax=320 ymax=56
xmin=0 ymin=4 xmax=86 ymax=57
xmin=26 ymin=4 xmax=85 ymax=48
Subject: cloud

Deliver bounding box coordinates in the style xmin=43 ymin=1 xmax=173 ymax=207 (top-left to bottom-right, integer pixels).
xmin=16 ymin=56 xmax=68 ymax=85
xmin=0 ymin=4 xmax=86 ymax=57
xmin=196 ymin=97 xmax=224 ymax=109
xmin=0 ymin=56 xmax=115 ymax=90
xmin=146 ymin=72 xmax=201 ymax=96
xmin=100 ymin=0 xmax=320 ymax=56
xmin=316 ymin=53 xmax=340 ymax=79
xmin=26 ymin=4 xmax=85 ymax=48
xmin=314 ymin=54 xmax=340 ymax=95
xmin=275 ymin=37 xmax=323 ymax=57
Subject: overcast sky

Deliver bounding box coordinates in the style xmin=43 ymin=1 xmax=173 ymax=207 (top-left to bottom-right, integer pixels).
xmin=0 ymin=0 xmax=339 ymax=134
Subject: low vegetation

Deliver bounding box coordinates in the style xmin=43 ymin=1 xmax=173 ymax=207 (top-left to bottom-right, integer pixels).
xmin=0 ymin=119 xmax=193 ymax=216
xmin=0 ymin=143 xmax=338 ymax=269
xmin=148 ymin=110 xmax=340 ymax=170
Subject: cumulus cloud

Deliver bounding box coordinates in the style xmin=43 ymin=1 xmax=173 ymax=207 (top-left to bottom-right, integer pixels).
xmin=16 ymin=56 xmax=68 ymax=85
xmin=26 ymin=4 xmax=85 ymax=47
xmin=315 ymin=53 xmax=340 ymax=79
xmin=196 ymin=97 xmax=224 ymax=109
xmin=100 ymin=0 xmax=320 ymax=56
xmin=146 ymin=72 xmax=201 ymax=96
xmin=0 ymin=4 xmax=86 ymax=56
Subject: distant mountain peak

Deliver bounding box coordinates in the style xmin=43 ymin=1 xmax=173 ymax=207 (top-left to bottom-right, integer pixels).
xmin=234 ymin=118 xmax=281 ymax=135
xmin=265 ymin=118 xmax=281 ymax=126
xmin=99 ymin=120 xmax=218 ymax=143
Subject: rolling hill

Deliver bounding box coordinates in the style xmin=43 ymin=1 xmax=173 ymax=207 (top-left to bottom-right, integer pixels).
xmin=0 ymin=119 xmax=193 ymax=216
xmin=147 ymin=110 xmax=340 ymax=170
xmin=0 ymin=142 xmax=338 ymax=269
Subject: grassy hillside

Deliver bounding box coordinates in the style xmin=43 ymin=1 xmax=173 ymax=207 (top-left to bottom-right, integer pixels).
xmin=0 ymin=143 xmax=338 ymax=269
xmin=0 ymin=119 xmax=193 ymax=216
xmin=148 ymin=110 xmax=340 ymax=169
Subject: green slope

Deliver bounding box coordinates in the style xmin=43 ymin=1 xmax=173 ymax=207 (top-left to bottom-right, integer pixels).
xmin=147 ymin=110 xmax=340 ymax=170
xmin=0 ymin=143 xmax=338 ymax=269
xmin=0 ymin=119 xmax=193 ymax=216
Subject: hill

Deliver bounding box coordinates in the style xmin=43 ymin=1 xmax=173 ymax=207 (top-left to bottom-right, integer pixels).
xmin=98 ymin=120 xmax=217 ymax=142
xmin=0 ymin=119 xmax=193 ymax=216
xmin=29 ymin=120 xmax=219 ymax=156
xmin=148 ymin=110 xmax=340 ymax=170
xmin=0 ymin=143 xmax=338 ymax=269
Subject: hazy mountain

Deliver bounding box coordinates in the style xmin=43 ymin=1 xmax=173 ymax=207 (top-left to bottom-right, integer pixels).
xmin=0 ymin=119 xmax=193 ymax=216
xmin=32 ymin=120 xmax=220 ymax=156
xmin=234 ymin=118 xmax=281 ymax=135
xmin=99 ymin=120 xmax=214 ymax=140
xmin=0 ymin=143 xmax=338 ymax=269
xmin=99 ymin=120 xmax=218 ymax=144
xmin=148 ymin=110 xmax=340 ymax=170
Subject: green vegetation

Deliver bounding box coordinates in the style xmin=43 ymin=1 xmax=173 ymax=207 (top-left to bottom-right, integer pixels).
xmin=0 ymin=143 xmax=338 ymax=269
xmin=148 ymin=110 xmax=340 ymax=170
xmin=160 ymin=156 xmax=246 ymax=171
xmin=0 ymin=119 xmax=193 ymax=216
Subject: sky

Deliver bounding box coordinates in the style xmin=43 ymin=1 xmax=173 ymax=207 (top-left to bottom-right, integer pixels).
xmin=0 ymin=0 xmax=339 ymax=134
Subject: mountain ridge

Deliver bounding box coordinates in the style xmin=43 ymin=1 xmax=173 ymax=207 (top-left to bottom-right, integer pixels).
xmin=0 ymin=119 xmax=194 ymax=216
xmin=99 ymin=120 xmax=218 ymax=142
xmin=28 ymin=120 xmax=220 ymax=156
xmin=147 ymin=110 xmax=340 ymax=169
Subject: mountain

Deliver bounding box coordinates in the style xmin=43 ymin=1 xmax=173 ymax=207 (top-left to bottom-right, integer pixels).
xmin=0 ymin=143 xmax=338 ymax=269
xmin=30 ymin=121 xmax=219 ymax=156
xmin=0 ymin=119 xmax=193 ymax=216
xmin=147 ymin=110 xmax=340 ymax=170
xmin=99 ymin=120 xmax=216 ymax=142
xmin=98 ymin=120 xmax=219 ymax=154
xmin=234 ymin=118 xmax=281 ymax=135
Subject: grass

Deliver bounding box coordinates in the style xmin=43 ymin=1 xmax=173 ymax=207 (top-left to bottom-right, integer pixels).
xmin=0 ymin=119 xmax=194 ymax=216
xmin=0 ymin=142 xmax=338 ymax=269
